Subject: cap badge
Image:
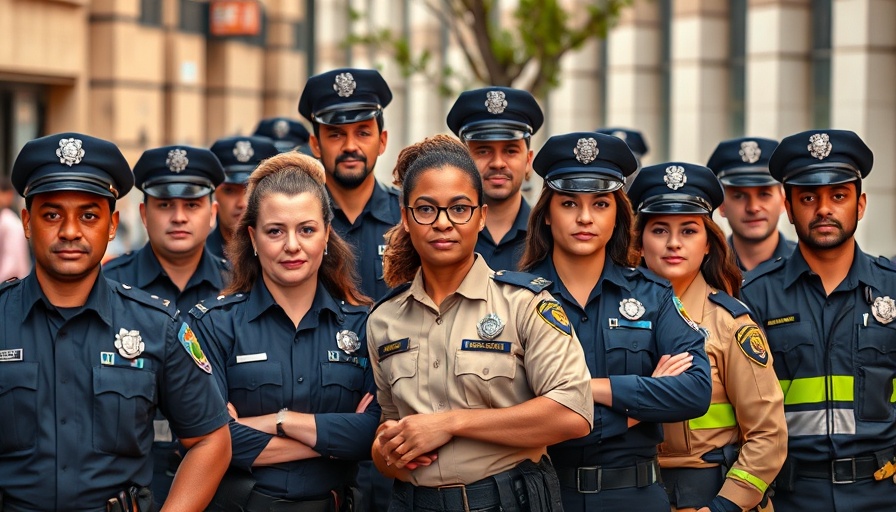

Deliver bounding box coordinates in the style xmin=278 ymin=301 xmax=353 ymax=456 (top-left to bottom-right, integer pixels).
xmin=477 ymin=313 xmax=505 ymax=340
xmin=114 ymin=328 xmax=144 ymax=360
xmin=333 ymin=72 xmax=357 ymax=98
xmin=233 ymin=140 xmax=255 ymax=163
xmin=574 ymin=137 xmax=599 ymax=164
xmin=56 ymin=138 xmax=85 ymax=167
xmin=166 ymin=149 xmax=189 ymax=173
xmin=872 ymin=296 xmax=896 ymax=325
xmin=336 ymin=329 xmax=361 ymax=354
xmin=619 ymin=298 xmax=645 ymax=320
xmin=664 ymin=165 xmax=687 ymax=190
xmin=273 ymin=119 xmax=290 ymax=139
xmin=612 ymin=130 xmax=628 ymax=141
xmin=739 ymin=141 xmax=761 ymax=164
xmin=808 ymin=133 xmax=832 ymax=160
xmin=485 ymin=90 xmax=508 ymax=115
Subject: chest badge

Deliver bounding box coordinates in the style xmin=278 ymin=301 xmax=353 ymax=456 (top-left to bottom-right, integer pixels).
xmin=619 ymin=298 xmax=645 ymax=320
xmin=477 ymin=313 xmax=505 ymax=340
xmin=871 ymin=296 xmax=896 ymax=325
xmin=115 ymin=328 xmax=144 ymax=359
xmin=336 ymin=330 xmax=361 ymax=354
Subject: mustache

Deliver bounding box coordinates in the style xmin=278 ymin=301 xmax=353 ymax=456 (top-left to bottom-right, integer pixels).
xmin=50 ymin=242 xmax=90 ymax=253
xmin=483 ymin=171 xmax=512 ymax=180
xmin=810 ymin=218 xmax=842 ymax=229
xmin=335 ymin=152 xmax=367 ymax=164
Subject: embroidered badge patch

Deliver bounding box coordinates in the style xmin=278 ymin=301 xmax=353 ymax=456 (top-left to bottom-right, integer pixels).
xmin=536 ymin=300 xmax=571 ymax=336
xmin=178 ymin=323 xmax=212 ymax=374
xmin=736 ymin=325 xmax=769 ymax=367
xmin=672 ymin=296 xmax=701 ymax=332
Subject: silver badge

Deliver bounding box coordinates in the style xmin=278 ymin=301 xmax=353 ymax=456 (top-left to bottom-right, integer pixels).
xmin=56 ymin=138 xmax=85 ymax=167
xmin=233 ymin=140 xmax=255 ymax=163
xmin=871 ymin=296 xmax=896 ymax=324
xmin=273 ymin=119 xmax=290 ymax=139
xmin=739 ymin=141 xmax=761 ymax=164
xmin=166 ymin=149 xmax=189 ymax=173
xmin=530 ymin=277 xmax=551 ymax=288
xmin=477 ymin=313 xmax=505 ymax=340
xmin=619 ymin=298 xmax=645 ymax=320
xmin=664 ymin=165 xmax=687 ymax=190
xmin=808 ymin=133 xmax=832 ymax=160
xmin=612 ymin=130 xmax=628 ymax=141
xmin=336 ymin=330 xmax=361 ymax=354
xmin=574 ymin=137 xmax=599 ymax=164
xmin=333 ymin=72 xmax=357 ymax=98
xmin=114 ymin=328 xmax=145 ymax=359
xmin=485 ymin=90 xmax=508 ymax=114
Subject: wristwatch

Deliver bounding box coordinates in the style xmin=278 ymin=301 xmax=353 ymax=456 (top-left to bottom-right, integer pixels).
xmin=276 ymin=408 xmax=288 ymax=437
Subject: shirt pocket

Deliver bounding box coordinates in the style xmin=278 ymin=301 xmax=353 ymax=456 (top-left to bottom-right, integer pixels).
xmin=320 ymin=362 xmax=365 ymax=412
xmin=766 ymin=323 xmax=818 ymax=378
xmin=454 ymin=349 xmax=517 ymax=408
xmin=0 ymin=362 xmax=38 ymax=454
xmin=93 ymin=366 xmax=156 ymax=457
xmin=379 ymin=347 xmax=419 ymax=403
xmin=603 ymin=323 xmax=655 ymax=376
xmin=227 ymin=361 xmax=283 ymax=417
xmin=855 ymin=323 xmax=896 ymax=422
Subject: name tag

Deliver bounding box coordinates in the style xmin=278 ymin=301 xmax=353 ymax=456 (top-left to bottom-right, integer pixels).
xmin=328 ymin=350 xmax=369 ymax=368
xmin=236 ymin=353 xmax=268 ymax=363
xmin=378 ymin=245 xmax=388 ymax=257
xmin=460 ymin=339 xmax=511 ymax=353
xmin=378 ymin=338 xmax=409 ymax=360
xmin=0 ymin=348 xmax=23 ymax=361
xmin=765 ymin=314 xmax=799 ymax=328
xmin=100 ymin=351 xmax=145 ymax=368
xmin=608 ymin=318 xmax=653 ymax=329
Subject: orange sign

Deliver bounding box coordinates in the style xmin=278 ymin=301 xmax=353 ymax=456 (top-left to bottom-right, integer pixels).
xmin=209 ymin=0 xmax=261 ymax=37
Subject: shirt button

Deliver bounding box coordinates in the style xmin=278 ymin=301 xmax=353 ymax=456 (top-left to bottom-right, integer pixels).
xmin=297 ymin=377 xmax=304 ymax=383
xmin=433 ymin=360 xmax=440 ymax=369
xmin=436 ymin=317 xmax=443 ymax=325
xmin=483 ymin=368 xmax=489 ymax=375
xmin=438 ymin=401 xmax=445 ymax=408
xmin=632 ymin=342 xmax=638 ymax=349
xmin=582 ymin=316 xmax=589 ymax=323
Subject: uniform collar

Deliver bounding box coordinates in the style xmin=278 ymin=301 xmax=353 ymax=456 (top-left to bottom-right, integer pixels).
xmin=408 ymin=255 xmax=491 ymax=306
xmin=782 ymin=242 xmax=870 ymax=290
xmin=528 ymin=254 xmax=634 ymax=306
xmin=330 ymin=180 xmax=397 ymax=224
xmin=134 ymin=243 xmax=227 ymax=291
xmin=506 ymin=198 xmax=531 ymax=237
xmin=21 ymin=270 xmax=113 ymax=324
xmin=678 ymin=272 xmax=708 ymax=324
xmin=245 ymin=277 xmax=342 ymax=323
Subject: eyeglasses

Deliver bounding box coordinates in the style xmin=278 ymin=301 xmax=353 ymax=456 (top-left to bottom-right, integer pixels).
xmin=406 ymin=204 xmax=480 ymax=225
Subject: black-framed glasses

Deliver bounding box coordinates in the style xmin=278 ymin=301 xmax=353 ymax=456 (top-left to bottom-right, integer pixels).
xmin=406 ymin=204 xmax=480 ymax=225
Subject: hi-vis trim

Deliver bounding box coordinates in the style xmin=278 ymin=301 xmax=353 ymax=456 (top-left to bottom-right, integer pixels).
xmin=785 ymin=408 xmax=855 ymax=437
xmin=779 ymin=376 xmax=855 ymax=405
xmin=688 ymin=402 xmax=736 ymax=430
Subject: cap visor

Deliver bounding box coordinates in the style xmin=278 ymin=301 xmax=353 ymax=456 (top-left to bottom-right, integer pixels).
xmin=143 ymin=182 xmax=214 ymax=199
xmin=26 ymin=180 xmax=116 ymax=199
xmin=314 ymin=106 xmax=381 ymax=125
xmin=546 ymin=174 xmax=623 ymax=193
xmin=785 ymin=169 xmax=860 ymax=186
xmin=638 ymin=202 xmax=711 ymax=215
xmin=223 ymin=171 xmax=251 ymax=185
xmin=720 ymin=174 xmax=780 ymax=187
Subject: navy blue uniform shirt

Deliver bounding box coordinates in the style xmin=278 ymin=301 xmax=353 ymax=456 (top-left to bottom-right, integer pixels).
xmin=728 ymin=232 xmax=796 ymax=272
xmin=206 ymin=226 xmax=227 ymax=261
xmin=529 ymin=256 xmax=712 ymax=467
xmin=0 ymin=272 xmax=229 ymax=510
xmin=475 ymin=198 xmax=530 ymax=272
xmin=329 ymin=181 xmax=401 ymax=300
xmin=193 ymin=278 xmax=380 ymax=499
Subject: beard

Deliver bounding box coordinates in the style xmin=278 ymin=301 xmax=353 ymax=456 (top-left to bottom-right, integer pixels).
xmin=330 ymin=152 xmax=374 ymax=189
xmin=795 ymin=214 xmax=858 ymax=250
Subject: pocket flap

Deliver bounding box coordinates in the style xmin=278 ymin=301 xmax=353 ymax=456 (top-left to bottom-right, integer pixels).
xmin=228 ymin=361 xmax=283 ymax=391
xmin=0 ymin=362 xmax=38 ymax=395
xmin=94 ymin=366 xmax=155 ymax=401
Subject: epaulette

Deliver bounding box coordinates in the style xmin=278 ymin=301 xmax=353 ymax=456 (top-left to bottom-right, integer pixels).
xmin=115 ymin=283 xmax=177 ymax=318
xmin=0 ymin=277 xmax=21 ymax=295
xmin=492 ymin=270 xmax=552 ymax=293
xmin=370 ymin=282 xmax=412 ymax=314
xmin=102 ymin=251 xmax=136 ymax=270
xmin=874 ymin=255 xmax=896 ymax=272
xmin=627 ymin=265 xmax=670 ymax=286
xmin=742 ymin=257 xmax=786 ymax=287
xmin=189 ymin=292 xmax=249 ymax=319
xmin=708 ymin=290 xmax=751 ymax=318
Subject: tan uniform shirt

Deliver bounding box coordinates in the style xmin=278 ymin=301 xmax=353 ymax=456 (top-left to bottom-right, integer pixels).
xmin=367 ymin=257 xmax=594 ymax=487
xmin=658 ymin=273 xmax=787 ymax=509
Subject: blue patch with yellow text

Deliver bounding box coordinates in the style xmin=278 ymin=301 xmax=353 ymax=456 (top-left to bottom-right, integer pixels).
xmin=461 ymin=339 xmax=511 ymax=353
xmin=377 ymin=338 xmax=409 ymax=361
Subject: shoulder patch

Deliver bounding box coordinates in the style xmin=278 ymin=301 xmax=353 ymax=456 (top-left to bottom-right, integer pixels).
xmin=493 ymin=270 xmax=552 ymax=293
xmin=629 ymin=266 xmax=671 ymax=286
xmin=370 ymin=282 xmax=412 ymax=315
xmin=116 ymin=283 xmax=177 ymax=319
xmin=0 ymin=277 xmax=21 ymax=295
xmin=874 ymin=255 xmax=896 ymax=272
xmin=742 ymin=257 xmax=786 ymax=288
xmin=735 ymin=325 xmax=769 ymax=367
xmin=189 ymin=293 xmax=248 ymax=318
xmin=102 ymin=251 xmax=136 ymax=270
xmin=536 ymin=299 xmax=571 ymax=336
xmin=339 ymin=301 xmax=370 ymax=315
xmin=708 ymin=291 xmax=751 ymax=318
xmin=178 ymin=322 xmax=212 ymax=374
xmin=673 ymin=296 xmax=702 ymax=333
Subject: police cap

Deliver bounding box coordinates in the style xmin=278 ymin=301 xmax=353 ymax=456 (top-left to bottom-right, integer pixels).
xmin=706 ymin=137 xmax=779 ymax=187
xmin=298 ymin=68 xmax=392 ymax=126
xmin=11 ymin=132 xmax=133 ymax=199
xmin=253 ymin=117 xmax=311 ymax=153
xmin=533 ymin=132 xmax=638 ymax=193
xmin=595 ymin=128 xmax=649 ymax=158
xmin=627 ymin=162 xmax=724 ymax=215
xmin=133 ymin=146 xmax=225 ymax=199
xmin=769 ymin=129 xmax=873 ymax=186
xmin=209 ymin=136 xmax=280 ymax=185
xmin=446 ymin=87 xmax=544 ymax=142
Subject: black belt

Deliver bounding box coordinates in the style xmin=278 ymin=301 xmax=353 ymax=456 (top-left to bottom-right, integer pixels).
xmin=407 ymin=480 xmax=502 ymax=511
xmin=556 ymin=459 xmax=660 ymax=493
xmin=795 ymin=455 xmax=881 ymax=484
xmin=244 ymin=490 xmax=334 ymax=512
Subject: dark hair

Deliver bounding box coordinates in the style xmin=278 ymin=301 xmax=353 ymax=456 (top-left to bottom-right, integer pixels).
xmin=223 ymin=152 xmax=370 ymax=305
xmin=519 ymin=187 xmax=635 ymax=272
xmin=631 ymin=213 xmax=742 ymax=297
xmin=312 ymin=113 xmax=385 ymax=140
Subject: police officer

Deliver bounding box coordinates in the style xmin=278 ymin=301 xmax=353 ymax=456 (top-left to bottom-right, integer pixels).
xmin=299 ymin=68 xmax=401 ymax=300
xmin=707 ymin=137 xmax=796 ymax=271
xmin=446 ymin=86 xmax=544 ymax=271
xmin=253 ymin=116 xmax=313 ymax=155
xmin=595 ymin=127 xmax=648 ymax=188
xmin=207 ymin=135 xmax=279 ymax=260
xmin=194 ymin=152 xmax=379 ymax=511
xmin=628 ymin=163 xmax=787 ymax=512
xmin=370 ymin=145 xmax=594 ymax=511
xmin=740 ymin=129 xmax=895 ymax=511
xmin=517 ymin=133 xmax=713 ymax=511
xmin=0 ymin=133 xmax=230 ymax=511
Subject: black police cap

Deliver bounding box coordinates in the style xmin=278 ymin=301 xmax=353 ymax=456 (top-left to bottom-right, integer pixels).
xmin=446 ymin=87 xmax=544 ymax=141
xmin=595 ymin=128 xmax=649 ymax=157
xmin=298 ymin=68 xmax=392 ymax=126
xmin=133 ymin=146 xmax=225 ymax=199
xmin=209 ymin=136 xmax=280 ymax=185
xmin=706 ymin=137 xmax=779 ymax=187
xmin=11 ymin=132 xmax=133 ymax=199
xmin=627 ymin=162 xmax=724 ymax=215
xmin=253 ymin=117 xmax=311 ymax=153
xmin=769 ymin=129 xmax=873 ymax=186
xmin=533 ymin=132 xmax=638 ymax=193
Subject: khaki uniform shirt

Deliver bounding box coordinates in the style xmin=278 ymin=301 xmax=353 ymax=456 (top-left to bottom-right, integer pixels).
xmin=368 ymin=257 xmax=594 ymax=487
xmin=659 ymin=273 xmax=788 ymax=509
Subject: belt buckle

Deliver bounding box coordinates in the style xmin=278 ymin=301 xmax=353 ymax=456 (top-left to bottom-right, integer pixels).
xmin=576 ymin=466 xmax=601 ymax=494
xmin=832 ymin=457 xmax=856 ymax=484
xmin=438 ymin=483 xmax=470 ymax=512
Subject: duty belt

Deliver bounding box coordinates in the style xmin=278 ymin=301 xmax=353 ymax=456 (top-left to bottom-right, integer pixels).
xmin=556 ymin=459 xmax=660 ymax=493
xmin=796 ymin=455 xmax=882 ymax=484
xmin=244 ymin=490 xmax=335 ymax=512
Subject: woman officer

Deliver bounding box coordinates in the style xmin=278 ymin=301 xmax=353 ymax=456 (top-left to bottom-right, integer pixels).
xmin=627 ymin=163 xmax=787 ymax=512
xmin=368 ymin=145 xmax=594 ymax=512
xmin=193 ymin=152 xmax=379 ymax=511
xmin=517 ymin=132 xmax=712 ymax=511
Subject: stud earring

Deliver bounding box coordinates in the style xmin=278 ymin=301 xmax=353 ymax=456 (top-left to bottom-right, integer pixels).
xmin=324 ymin=244 xmax=328 ymax=256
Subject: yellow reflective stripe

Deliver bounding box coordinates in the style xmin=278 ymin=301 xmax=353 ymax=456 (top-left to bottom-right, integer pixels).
xmin=688 ymin=403 xmax=736 ymax=430
xmin=892 ymin=379 xmax=896 ymax=402
xmin=779 ymin=376 xmax=854 ymax=405
xmin=727 ymin=468 xmax=769 ymax=493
